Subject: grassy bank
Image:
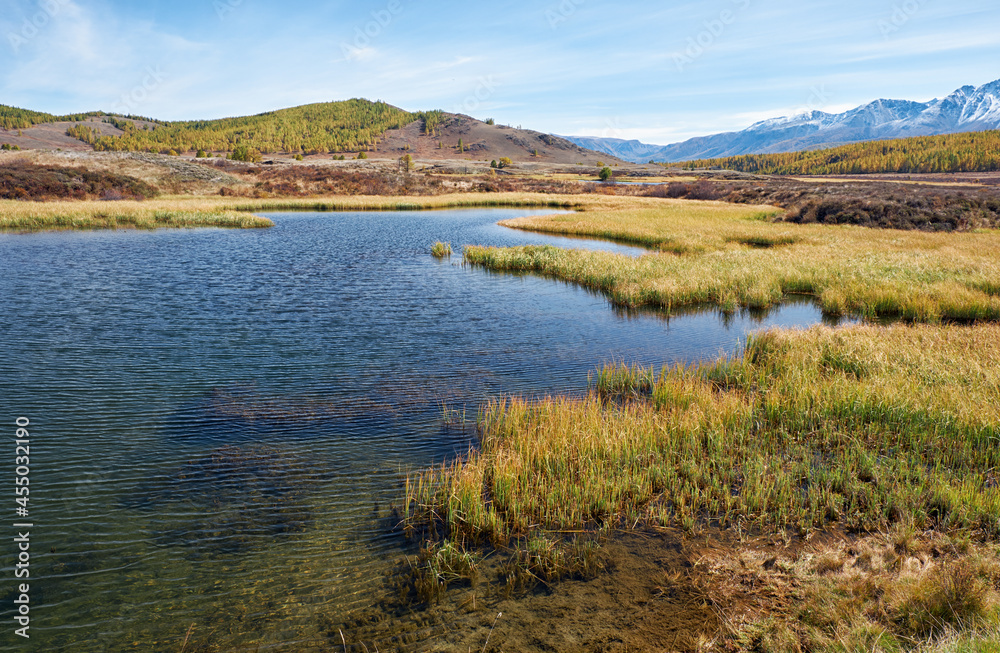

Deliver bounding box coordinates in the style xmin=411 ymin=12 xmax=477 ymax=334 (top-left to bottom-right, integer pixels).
xmin=0 ymin=192 xmax=591 ymax=232
xmin=466 ymin=201 xmax=1000 ymax=322
xmin=0 ymin=198 xmax=274 ymax=231
xmin=408 ymin=324 xmax=1000 ymax=540
xmin=405 ymin=324 xmax=1000 ymax=649
xmin=220 ymin=193 xmax=583 ymax=213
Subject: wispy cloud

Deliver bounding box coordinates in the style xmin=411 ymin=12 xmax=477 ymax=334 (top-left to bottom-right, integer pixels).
xmin=1 ymin=0 xmax=998 ymax=141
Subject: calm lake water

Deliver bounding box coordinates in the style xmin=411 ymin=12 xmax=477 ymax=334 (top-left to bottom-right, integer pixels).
xmin=0 ymin=209 xmax=842 ymax=651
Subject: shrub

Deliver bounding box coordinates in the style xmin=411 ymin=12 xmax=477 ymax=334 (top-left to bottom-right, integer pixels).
xmin=231 ymin=144 xmax=262 ymax=163
xmin=599 ymin=166 xmax=613 ymax=182
xmin=0 ymin=161 xmax=159 ymax=201
xmin=356 ymin=151 xmax=368 ymax=160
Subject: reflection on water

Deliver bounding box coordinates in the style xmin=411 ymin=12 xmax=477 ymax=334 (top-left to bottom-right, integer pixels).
xmin=0 ymin=208 xmax=846 ymax=651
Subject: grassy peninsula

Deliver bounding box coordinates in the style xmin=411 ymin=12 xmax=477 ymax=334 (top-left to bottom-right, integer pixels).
xmin=465 ymin=197 xmax=1000 ymax=322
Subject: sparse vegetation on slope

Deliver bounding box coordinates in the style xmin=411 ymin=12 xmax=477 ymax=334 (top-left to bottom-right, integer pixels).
xmin=0 ymin=104 xmax=98 ymax=130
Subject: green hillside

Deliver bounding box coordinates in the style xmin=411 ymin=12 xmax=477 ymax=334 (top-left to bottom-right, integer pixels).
xmin=674 ymin=130 xmax=1000 ymax=175
xmin=0 ymin=105 xmax=97 ymax=130
xmin=65 ymin=99 xmax=420 ymax=155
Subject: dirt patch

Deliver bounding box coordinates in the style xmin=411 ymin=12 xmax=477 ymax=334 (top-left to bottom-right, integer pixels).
xmin=0 ymin=119 xmax=120 ymax=151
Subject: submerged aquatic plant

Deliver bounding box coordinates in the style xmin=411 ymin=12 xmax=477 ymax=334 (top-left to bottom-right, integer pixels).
xmin=128 ymin=444 xmax=318 ymax=554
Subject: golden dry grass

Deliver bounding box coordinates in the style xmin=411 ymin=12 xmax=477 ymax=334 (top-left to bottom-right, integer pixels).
xmin=698 ymin=529 xmax=1000 ymax=652
xmin=407 ymin=324 xmax=1000 ymax=543
xmin=0 ymin=198 xmax=273 ymax=231
xmin=0 ymin=192 xmax=591 ymax=232
xmin=466 ymin=198 xmax=1000 ymax=322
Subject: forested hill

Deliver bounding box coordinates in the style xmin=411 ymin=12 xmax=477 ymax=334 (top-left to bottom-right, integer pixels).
xmin=0 ymin=105 xmax=97 ymax=130
xmin=675 ymin=130 xmax=1000 ymax=175
xmin=62 ymin=99 xmax=420 ymax=155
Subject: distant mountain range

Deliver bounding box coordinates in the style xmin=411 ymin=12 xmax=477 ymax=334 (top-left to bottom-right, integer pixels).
xmin=563 ymin=79 xmax=1000 ymax=163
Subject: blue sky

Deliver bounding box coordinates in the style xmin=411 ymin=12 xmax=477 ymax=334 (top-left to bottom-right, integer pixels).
xmin=1 ymin=0 xmax=997 ymax=144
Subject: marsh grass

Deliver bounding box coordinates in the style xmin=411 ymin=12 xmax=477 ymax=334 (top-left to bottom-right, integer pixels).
xmin=223 ymin=194 xmax=582 ymax=214
xmin=499 ymin=534 xmax=603 ymax=596
xmin=399 ymin=324 xmax=1000 ymax=646
xmin=406 ymin=540 xmax=480 ymax=604
xmin=0 ymin=192 xmax=588 ymax=232
xmin=590 ymin=360 xmax=656 ymax=400
xmin=431 ymin=241 xmax=452 ymax=258
xmin=406 ymin=324 xmax=1000 ymax=545
xmin=469 ymin=199 xmax=1000 ymax=322
xmin=0 ymin=198 xmax=273 ymax=231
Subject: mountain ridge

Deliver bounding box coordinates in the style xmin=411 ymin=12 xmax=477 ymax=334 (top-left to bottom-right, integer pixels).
xmin=563 ymin=79 xmax=1000 ymax=163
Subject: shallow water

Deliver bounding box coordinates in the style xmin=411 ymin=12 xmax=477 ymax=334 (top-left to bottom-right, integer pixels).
xmin=0 ymin=208 xmax=844 ymax=651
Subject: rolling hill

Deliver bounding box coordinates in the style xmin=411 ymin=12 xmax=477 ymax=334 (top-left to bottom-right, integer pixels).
xmin=0 ymin=99 xmax=615 ymax=165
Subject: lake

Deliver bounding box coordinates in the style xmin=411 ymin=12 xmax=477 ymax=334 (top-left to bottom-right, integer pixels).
xmin=0 ymin=208 xmax=844 ymax=651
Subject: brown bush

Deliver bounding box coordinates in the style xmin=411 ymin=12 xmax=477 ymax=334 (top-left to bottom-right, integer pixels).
xmin=0 ymin=160 xmax=159 ymax=201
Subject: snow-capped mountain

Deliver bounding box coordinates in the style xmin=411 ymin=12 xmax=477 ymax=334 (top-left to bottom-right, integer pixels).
xmin=563 ymin=79 xmax=1000 ymax=163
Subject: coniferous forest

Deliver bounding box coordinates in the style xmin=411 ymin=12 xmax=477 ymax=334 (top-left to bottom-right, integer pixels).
xmin=2 ymin=100 xmax=426 ymax=156
xmin=65 ymin=100 xmax=419 ymax=155
xmin=674 ymin=130 xmax=1000 ymax=175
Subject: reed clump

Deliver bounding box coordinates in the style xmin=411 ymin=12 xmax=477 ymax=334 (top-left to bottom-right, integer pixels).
xmin=430 ymin=241 xmax=452 ymax=258
xmin=469 ymin=200 xmax=1000 ymax=322
xmin=498 ymin=534 xmax=603 ymax=596
xmin=404 ymin=540 xmax=480 ymax=604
